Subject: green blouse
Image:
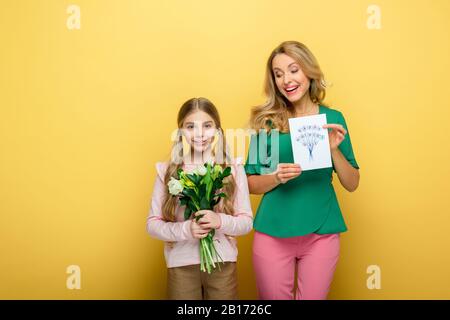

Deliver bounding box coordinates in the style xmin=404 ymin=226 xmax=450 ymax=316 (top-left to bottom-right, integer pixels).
xmin=244 ymin=105 xmax=359 ymax=238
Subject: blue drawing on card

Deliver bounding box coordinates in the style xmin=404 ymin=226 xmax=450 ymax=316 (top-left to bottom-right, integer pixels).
xmin=295 ymin=124 xmax=326 ymax=161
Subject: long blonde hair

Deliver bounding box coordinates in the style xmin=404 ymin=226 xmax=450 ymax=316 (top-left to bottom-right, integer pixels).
xmin=250 ymin=41 xmax=328 ymax=133
xmin=162 ymin=97 xmax=236 ymax=222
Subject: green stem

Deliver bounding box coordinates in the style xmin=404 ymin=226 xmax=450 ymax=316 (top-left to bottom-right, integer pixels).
xmin=204 ymin=240 xmax=212 ymax=274
xmin=200 ymin=241 xmax=205 ymax=272
xmin=203 ymin=238 xmax=216 ymax=268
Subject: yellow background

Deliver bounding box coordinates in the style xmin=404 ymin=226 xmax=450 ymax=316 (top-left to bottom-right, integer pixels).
xmin=1 ymin=0 xmax=449 ymax=299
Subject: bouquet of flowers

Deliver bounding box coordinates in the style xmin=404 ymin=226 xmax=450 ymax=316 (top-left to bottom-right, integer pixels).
xmin=168 ymin=161 xmax=232 ymax=273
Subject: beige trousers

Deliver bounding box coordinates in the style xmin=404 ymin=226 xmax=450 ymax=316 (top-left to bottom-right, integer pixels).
xmin=167 ymin=262 xmax=238 ymax=300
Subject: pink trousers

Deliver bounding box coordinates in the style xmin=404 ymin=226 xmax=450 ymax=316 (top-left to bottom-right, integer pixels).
xmin=252 ymin=230 xmax=340 ymax=300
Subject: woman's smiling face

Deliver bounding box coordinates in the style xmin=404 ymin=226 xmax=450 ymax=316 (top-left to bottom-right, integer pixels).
xmin=182 ymin=110 xmax=217 ymax=154
xmin=272 ymin=53 xmax=310 ymax=103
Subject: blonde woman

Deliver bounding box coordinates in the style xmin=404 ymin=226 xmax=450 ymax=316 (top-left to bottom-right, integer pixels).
xmin=245 ymin=41 xmax=360 ymax=300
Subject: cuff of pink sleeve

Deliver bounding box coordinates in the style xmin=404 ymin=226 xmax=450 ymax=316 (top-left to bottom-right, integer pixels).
xmin=218 ymin=213 xmax=231 ymax=233
xmin=182 ymin=220 xmax=194 ymax=240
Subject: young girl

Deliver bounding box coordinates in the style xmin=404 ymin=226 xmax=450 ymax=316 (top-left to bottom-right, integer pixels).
xmin=146 ymin=97 xmax=253 ymax=300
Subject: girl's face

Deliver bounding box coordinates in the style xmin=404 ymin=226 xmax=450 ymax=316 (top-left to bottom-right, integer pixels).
xmin=182 ymin=110 xmax=217 ymax=154
xmin=272 ymin=53 xmax=310 ymax=104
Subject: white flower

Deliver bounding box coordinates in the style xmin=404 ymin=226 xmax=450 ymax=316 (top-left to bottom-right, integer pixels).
xmin=194 ymin=165 xmax=207 ymax=176
xmin=168 ymin=177 xmax=183 ymax=195
xmin=206 ymin=159 xmax=215 ymax=167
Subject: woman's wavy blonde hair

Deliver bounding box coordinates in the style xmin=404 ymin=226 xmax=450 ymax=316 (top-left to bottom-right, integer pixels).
xmin=162 ymin=97 xmax=236 ymax=222
xmin=250 ymin=41 xmax=329 ymax=133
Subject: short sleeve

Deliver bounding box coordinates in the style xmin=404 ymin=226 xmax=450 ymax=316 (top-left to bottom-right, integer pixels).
xmin=334 ymin=112 xmax=359 ymax=171
xmin=244 ymin=134 xmax=263 ymax=175
xmin=244 ymin=131 xmax=276 ymax=175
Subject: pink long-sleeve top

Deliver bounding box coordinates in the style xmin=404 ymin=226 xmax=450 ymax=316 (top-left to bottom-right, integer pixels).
xmin=146 ymin=157 xmax=253 ymax=268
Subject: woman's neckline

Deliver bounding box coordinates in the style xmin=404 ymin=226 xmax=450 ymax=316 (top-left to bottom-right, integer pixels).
xmin=276 ymin=105 xmax=324 ymax=135
xmin=294 ymin=104 xmax=323 ymax=117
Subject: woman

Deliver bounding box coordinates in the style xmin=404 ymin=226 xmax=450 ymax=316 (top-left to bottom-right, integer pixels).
xmin=245 ymin=41 xmax=360 ymax=300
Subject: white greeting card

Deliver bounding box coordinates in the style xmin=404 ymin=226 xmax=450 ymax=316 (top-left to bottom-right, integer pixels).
xmin=288 ymin=114 xmax=332 ymax=171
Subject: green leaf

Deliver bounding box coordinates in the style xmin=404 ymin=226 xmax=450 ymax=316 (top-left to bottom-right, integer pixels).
xmin=194 ymin=174 xmax=202 ymax=185
xmin=182 ymin=188 xmax=196 ymax=198
xmin=186 ymin=173 xmax=197 ymax=183
xmin=200 ymin=197 xmax=210 ymax=210
xmin=179 ymin=197 xmax=188 ymax=206
xmin=198 ymin=183 xmax=206 ymax=197
xmin=221 ymin=167 xmax=231 ymax=178
xmin=204 ymin=170 xmax=212 ymax=202
xmin=215 ymin=181 xmax=223 ymax=190
xmin=188 ymin=201 xmax=198 ymax=213
xmin=184 ymin=206 xmax=192 ymax=220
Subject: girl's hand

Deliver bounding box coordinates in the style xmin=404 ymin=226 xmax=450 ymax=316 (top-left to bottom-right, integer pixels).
xmin=190 ymin=219 xmax=211 ymax=239
xmin=323 ymin=124 xmax=347 ymax=151
xmin=195 ymin=210 xmax=222 ymax=229
xmin=273 ymin=163 xmax=302 ymax=184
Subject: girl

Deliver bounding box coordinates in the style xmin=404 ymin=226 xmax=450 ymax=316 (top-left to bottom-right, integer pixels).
xmin=147 ymin=97 xmax=253 ymax=300
xmin=245 ymin=41 xmax=360 ymax=300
